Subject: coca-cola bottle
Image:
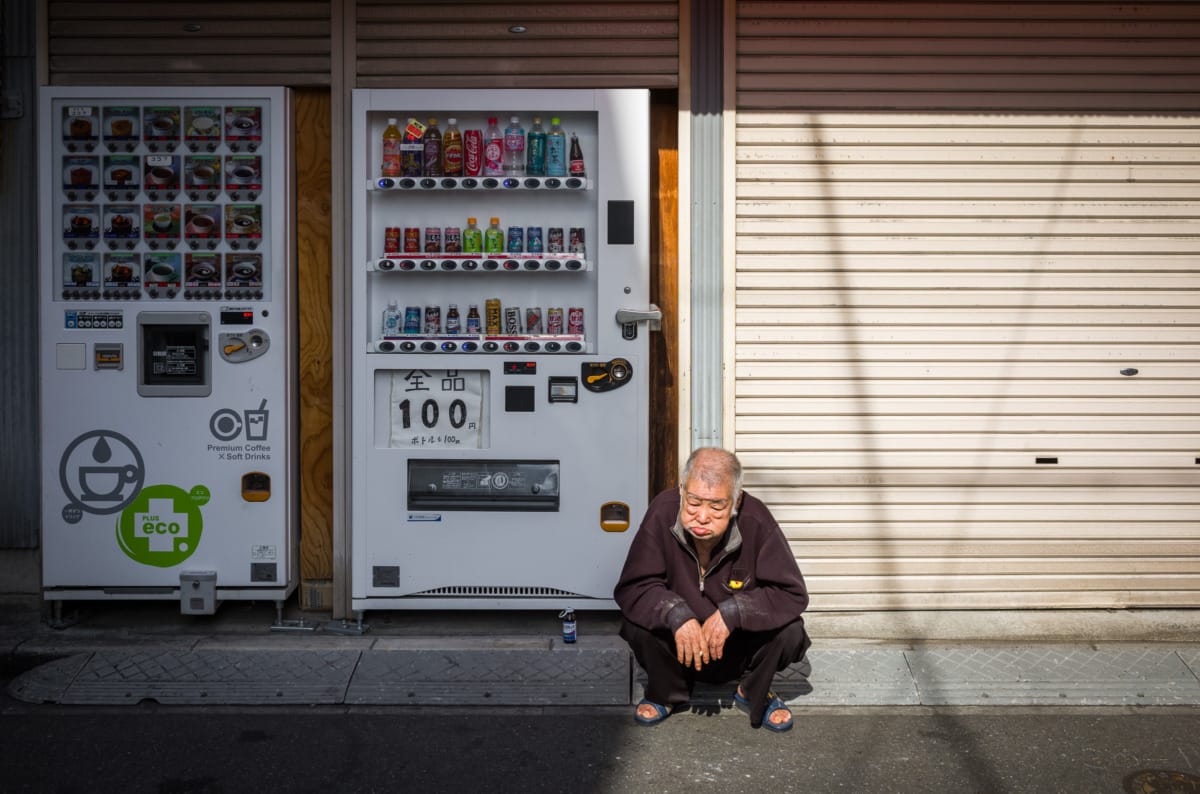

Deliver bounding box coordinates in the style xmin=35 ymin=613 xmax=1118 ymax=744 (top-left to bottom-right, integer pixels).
xmin=569 ymin=132 xmax=586 ymax=178
xmin=422 ymin=118 xmax=443 ymax=177
xmin=442 ymin=118 xmax=463 ymax=177
xmin=483 ymin=117 xmax=503 ymax=177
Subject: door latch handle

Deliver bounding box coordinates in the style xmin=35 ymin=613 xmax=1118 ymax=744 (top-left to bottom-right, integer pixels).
xmin=615 ymin=305 xmax=662 ymax=330
xmin=615 ymin=305 xmax=662 ymax=340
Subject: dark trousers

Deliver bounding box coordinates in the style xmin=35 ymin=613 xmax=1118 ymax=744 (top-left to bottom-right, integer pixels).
xmin=620 ymin=616 xmax=810 ymax=727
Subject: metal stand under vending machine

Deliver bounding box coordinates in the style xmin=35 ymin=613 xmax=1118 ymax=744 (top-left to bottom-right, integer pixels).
xmin=351 ymin=89 xmax=655 ymax=612
xmin=39 ymin=87 xmax=298 ymax=617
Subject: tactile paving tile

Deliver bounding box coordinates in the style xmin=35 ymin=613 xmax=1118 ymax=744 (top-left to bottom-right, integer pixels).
xmin=1177 ymin=648 xmax=1200 ymax=682
xmin=56 ymin=649 xmax=360 ymax=705
xmin=345 ymin=644 xmax=631 ymax=705
xmin=634 ymin=650 xmax=914 ymax=708
xmin=907 ymin=646 xmax=1200 ymax=705
xmin=796 ymin=648 xmax=920 ymax=705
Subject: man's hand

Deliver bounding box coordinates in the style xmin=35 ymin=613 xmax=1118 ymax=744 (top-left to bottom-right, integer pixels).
xmin=674 ymin=619 xmax=707 ymax=670
xmin=702 ymin=610 xmax=730 ymax=661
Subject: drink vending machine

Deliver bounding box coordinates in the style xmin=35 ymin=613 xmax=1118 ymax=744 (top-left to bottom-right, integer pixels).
xmin=38 ymin=87 xmax=298 ymax=615
xmin=351 ymin=89 xmax=656 ymax=611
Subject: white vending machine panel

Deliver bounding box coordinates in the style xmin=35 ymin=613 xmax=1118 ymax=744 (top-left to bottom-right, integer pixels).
xmin=351 ymin=89 xmax=651 ymax=610
xmin=39 ymin=87 xmax=297 ymax=608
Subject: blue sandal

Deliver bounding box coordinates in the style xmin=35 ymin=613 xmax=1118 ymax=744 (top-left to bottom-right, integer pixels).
xmin=634 ymin=698 xmax=671 ymax=726
xmin=734 ymin=689 xmax=794 ymax=733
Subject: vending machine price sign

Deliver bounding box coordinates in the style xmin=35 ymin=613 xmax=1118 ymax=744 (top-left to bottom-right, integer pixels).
xmin=389 ymin=369 xmax=485 ymax=449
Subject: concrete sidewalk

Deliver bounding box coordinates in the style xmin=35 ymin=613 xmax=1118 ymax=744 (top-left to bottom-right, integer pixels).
xmin=5 ymin=603 xmax=1200 ymax=708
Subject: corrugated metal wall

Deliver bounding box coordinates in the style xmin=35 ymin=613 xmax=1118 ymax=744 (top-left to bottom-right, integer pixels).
xmin=1 ymin=0 xmax=41 ymax=548
xmin=46 ymin=0 xmax=331 ymax=85
xmin=732 ymin=2 xmax=1200 ymax=609
xmin=355 ymin=0 xmax=679 ymax=87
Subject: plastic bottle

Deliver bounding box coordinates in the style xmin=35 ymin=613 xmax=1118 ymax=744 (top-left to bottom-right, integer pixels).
xmin=381 ymin=118 xmax=402 ymax=177
xmin=443 ymin=117 xmax=463 ymax=177
xmin=569 ymin=132 xmax=586 ymax=178
xmin=483 ymin=117 xmax=504 ymax=177
xmin=401 ymin=118 xmax=424 ymax=177
xmin=381 ymin=300 xmax=401 ymax=336
xmin=526 ymin=116 xmax=546 ymax=176
xmin=422 ymin=118 xmax=443 ymax=177
xmin=462 ymin=217 xmax=482 ymax=253
xmin=484 ymin=217 xmax=504 ymax=253
xmin=503 ymin=115 xmax=525 ymax=177
xmin=446 ymin=303 xmax=461 ymax=334
xmin=466 ymin=304 xmax=481 ymax=334
xmin=546 ymin=117 xmax=567 ymax=177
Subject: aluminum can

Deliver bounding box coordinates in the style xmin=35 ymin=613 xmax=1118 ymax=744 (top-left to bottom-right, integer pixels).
xmin=485 ymin=298 xmax=502 ymax=335
xmin=503 ymin=305 xmax=522 ymax=334
xmin=424 ymin=227 xmax=441 ymax=253
xmin=443 ymin=226 xmax=462 ymax=253
xmin=384 ymin=226 xmax=401 ymax=254
xmin=547 ymin=227 xmax=564 ymax=254
xmin=525 ymin=307 xmax=543 ymax=334
xmin=567 ymin=306 xmax=585 ymax=335
xmin=546 ymin=307 xmax=564 ymax=334
xmin=403 ymin=227 xmax=420 ymax=253
xmin=527 ymin=226 xmax=543 ymax=254
xmin=403 ymin=306 xmax=421 ymax=334
xmin=464 ymin=129 xmax=483 ymax=177
xmin=506 ymin=226 xmax=524 ymax=254
xmin=569 ymin=227 xmax=586 ymax=256
xmin=424 ymin=305 xmax=441 ymax=335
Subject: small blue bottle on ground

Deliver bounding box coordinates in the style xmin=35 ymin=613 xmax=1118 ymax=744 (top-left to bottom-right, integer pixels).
xmin=558 ymin=608 xmax=577 ymax=643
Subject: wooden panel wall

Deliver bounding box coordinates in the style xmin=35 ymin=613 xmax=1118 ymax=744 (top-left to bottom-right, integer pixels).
xmin=47 ymin=0 xmax=332 ymax=86
xmin=649 ymin=90 xmax=680 ymax=495
xmin=294 ymin=88 xmax=335 ymax=605
xmin=732 ymin=2 xmax=1200 ymax=610
xmin=355 ymin=0 xmax=679 ymax=88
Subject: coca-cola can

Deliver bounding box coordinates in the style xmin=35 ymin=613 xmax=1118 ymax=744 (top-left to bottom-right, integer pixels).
xmin=464 ymin=129 xmax=483 ymax=177
xmin=503 ymin=306 xmax=522 ymax=334
xmin=547 ymin=227 xmax=564 ymax=254
xmin=567 ymin=306 xmax=585 ymax=335
xmin=424 ymin=305 xmax=441 ymax=334
xmin=384 ymin=226 xmax=400 ymax=254
xmin=525 ymin=307 xmax=543 ymax=334
xmin=424 ymin=227 xmax=441 ymax=253
xmin=403 ymin=227 xmax=420 ymax=253
xmin=443 ymin=226 xmax=462 ymax=253
xmin=547 ymin=307 xmax=564 ymax=334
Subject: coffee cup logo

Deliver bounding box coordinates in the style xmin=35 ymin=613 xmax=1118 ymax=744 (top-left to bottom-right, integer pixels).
xmin=58 ymin=430 xmax=145 ymax=518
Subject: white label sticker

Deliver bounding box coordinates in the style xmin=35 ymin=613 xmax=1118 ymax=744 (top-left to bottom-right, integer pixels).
xmin=389 ymin=370 xmax=484 ymax=449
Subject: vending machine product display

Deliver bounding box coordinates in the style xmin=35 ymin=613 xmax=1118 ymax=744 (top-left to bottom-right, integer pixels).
xmin=38 ymin=87 xmax=297 ymax=613
xmin=351 ymin=89 xmax=654 ymax=610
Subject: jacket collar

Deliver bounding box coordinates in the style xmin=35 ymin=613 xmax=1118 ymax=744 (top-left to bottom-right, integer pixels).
xmin=670 ymin=508 xmax=743 ymax=561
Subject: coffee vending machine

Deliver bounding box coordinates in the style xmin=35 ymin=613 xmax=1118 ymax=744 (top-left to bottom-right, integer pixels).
xmin=350 ymin=89 xmax=654 ymax=611
xmin=38 ymin=87 xmax=297 ymax=614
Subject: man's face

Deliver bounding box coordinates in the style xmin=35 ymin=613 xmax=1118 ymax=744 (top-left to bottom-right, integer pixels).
xmin=679 ymin=476 xmax=735 ymax=546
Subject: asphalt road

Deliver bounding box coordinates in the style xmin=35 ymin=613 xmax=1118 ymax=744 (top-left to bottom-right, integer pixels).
xmin=4 ymin=686 xmax=1200 ymax=794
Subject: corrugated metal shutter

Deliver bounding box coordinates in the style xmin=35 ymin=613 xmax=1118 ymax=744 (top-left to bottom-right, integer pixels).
xmin=355 ymin=0 xmax=679 ymax=87
xmin=47 ymin=1 xmax=331 ymax=86
xmin=732 ymin=2 xmax=1200 ymax=609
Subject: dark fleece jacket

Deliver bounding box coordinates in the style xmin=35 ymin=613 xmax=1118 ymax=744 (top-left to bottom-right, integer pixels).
xmin=613 ymin=488 xmax=809 ymax=636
